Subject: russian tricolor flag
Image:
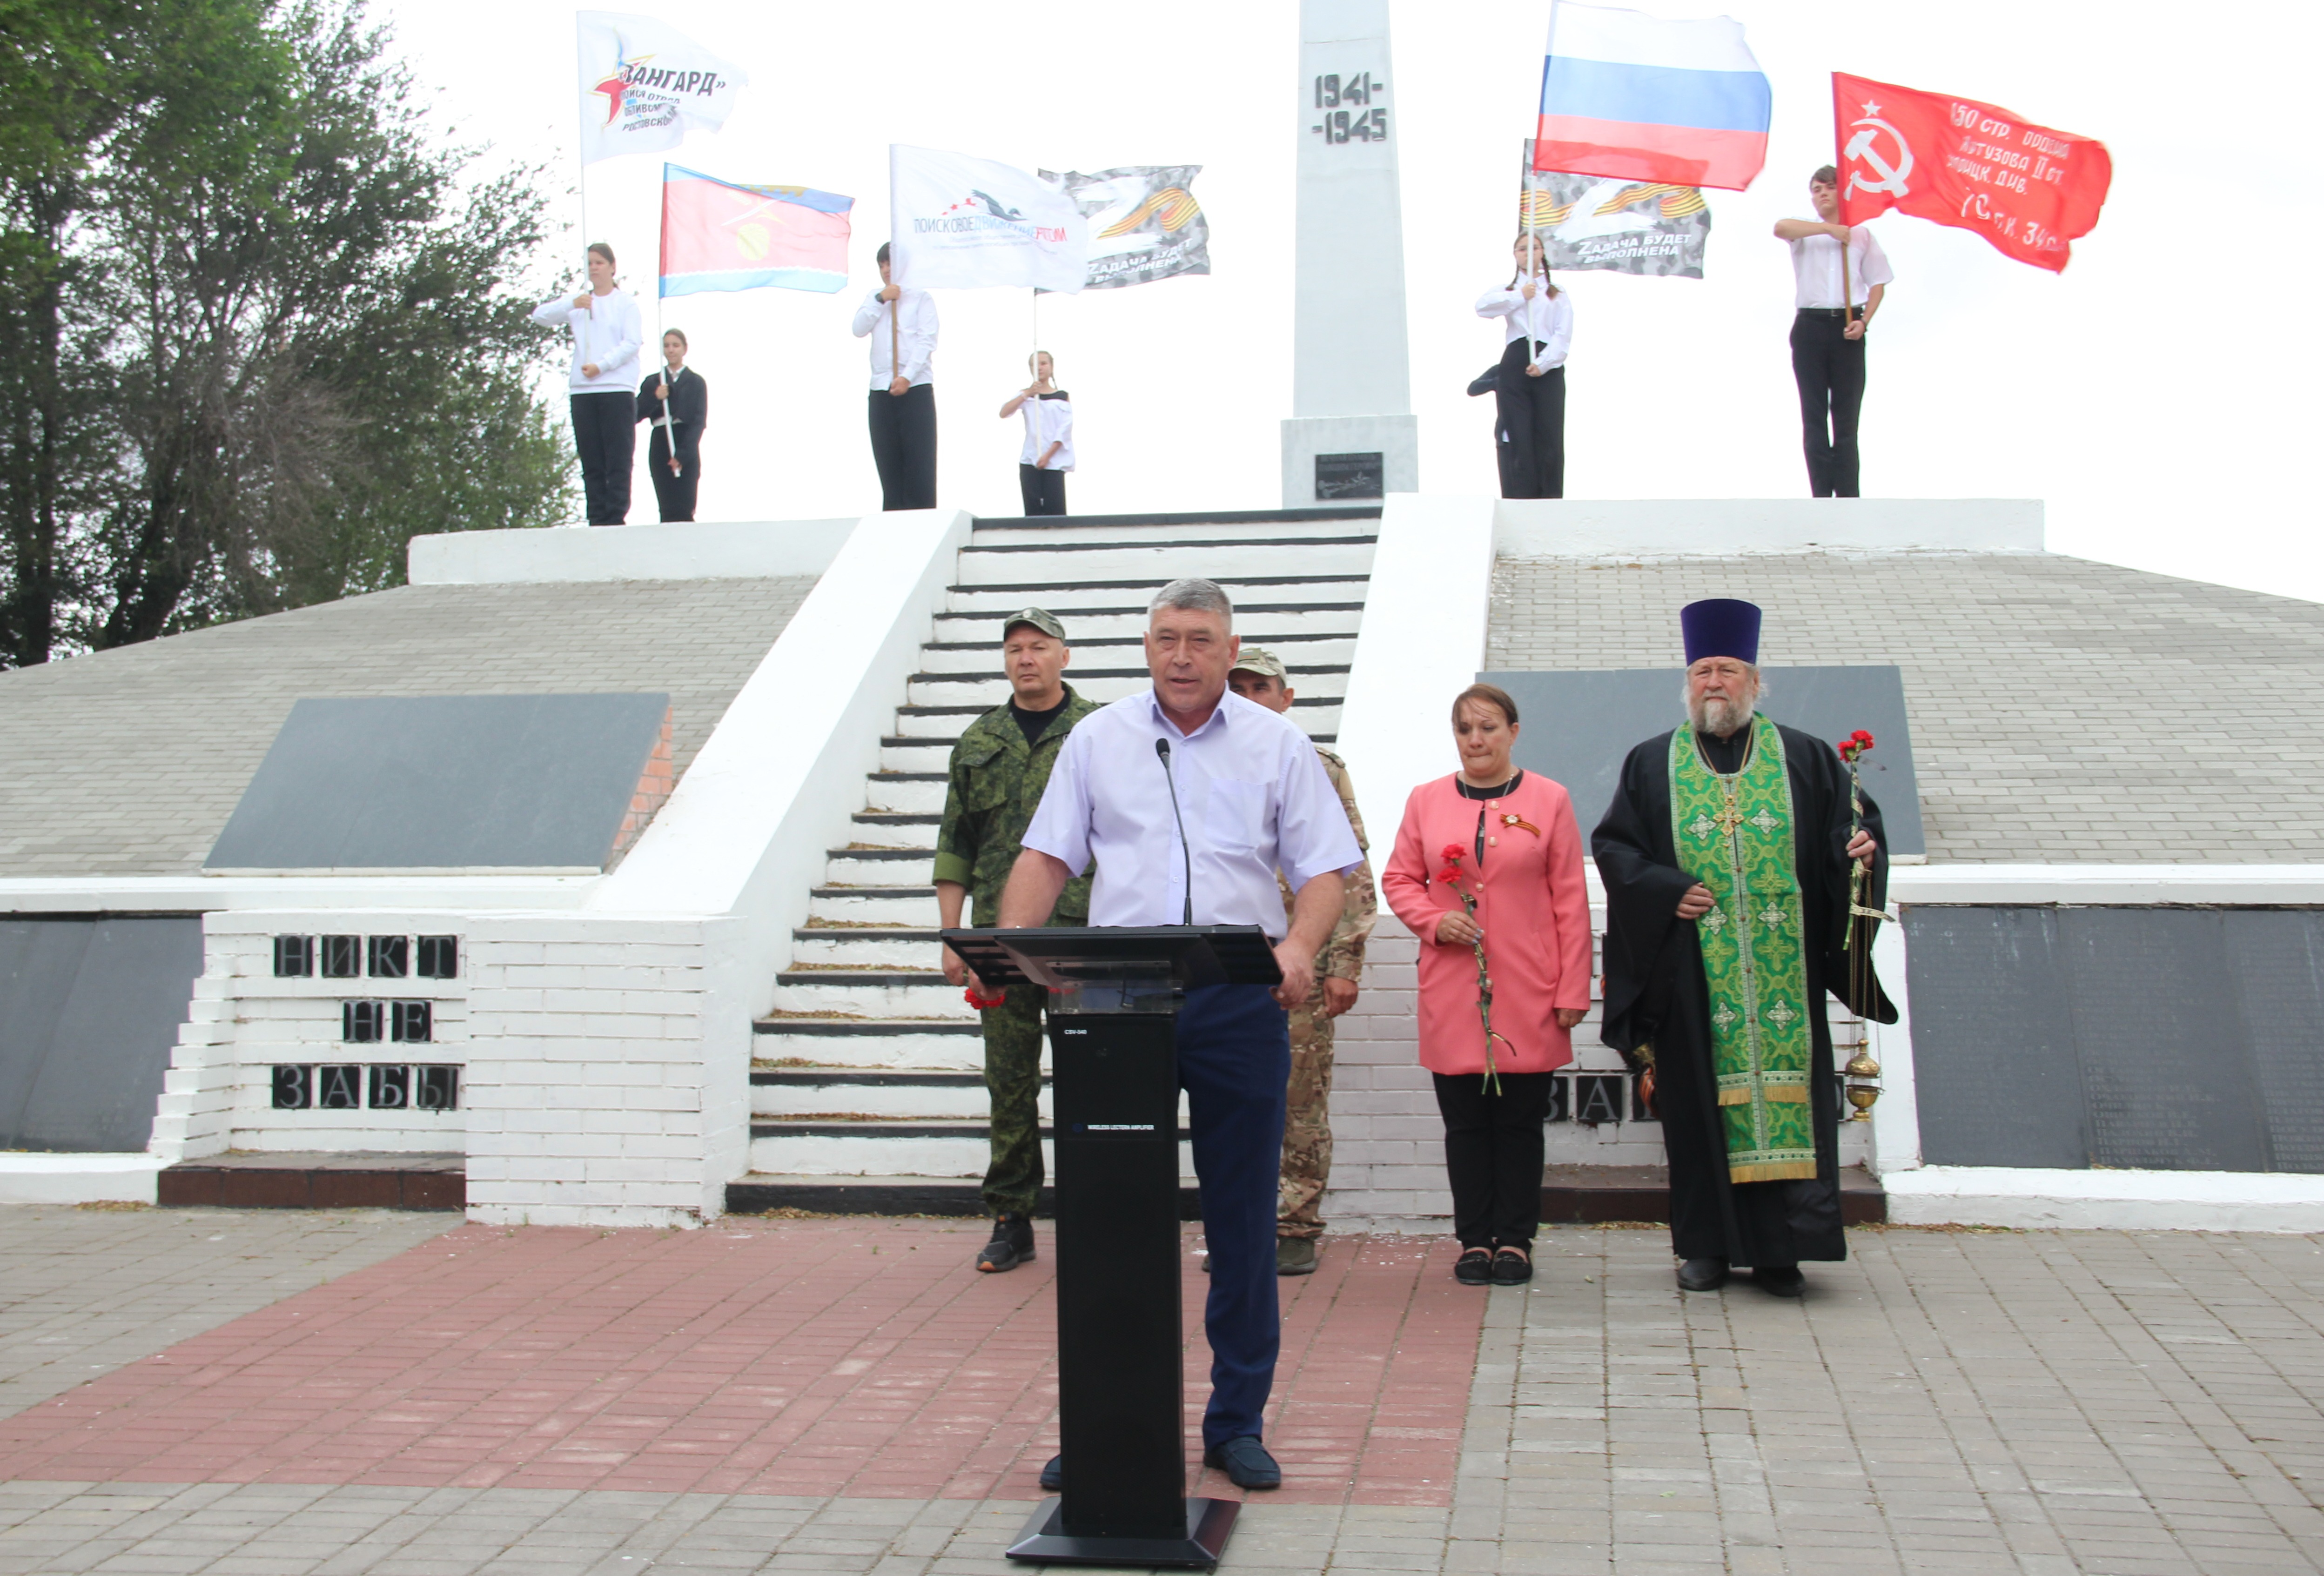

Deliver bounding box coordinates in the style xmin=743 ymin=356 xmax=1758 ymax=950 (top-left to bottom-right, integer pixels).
xmin=1534 ymin=2 xmax=1770 ymax=193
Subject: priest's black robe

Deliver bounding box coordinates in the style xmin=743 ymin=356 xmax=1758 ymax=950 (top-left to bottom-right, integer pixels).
xmin=1591 ymin=721 xmax=1896 ymax=1268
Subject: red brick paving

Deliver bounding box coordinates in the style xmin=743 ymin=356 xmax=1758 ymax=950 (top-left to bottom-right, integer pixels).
xmin=0 ymin=1220 xmax=1483 ymax=1506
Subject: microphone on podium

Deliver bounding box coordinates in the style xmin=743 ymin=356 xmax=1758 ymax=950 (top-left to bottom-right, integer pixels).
xmin=1154 ymin=737 xmax=1195 ymax=926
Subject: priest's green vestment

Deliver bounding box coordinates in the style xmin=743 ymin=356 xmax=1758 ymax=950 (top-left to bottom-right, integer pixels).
xmin=1592 ymin=716 xmax=1896 ymax=1267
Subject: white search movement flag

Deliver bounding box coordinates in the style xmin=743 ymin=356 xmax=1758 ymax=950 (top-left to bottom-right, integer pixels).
xmin=889 ymin=145 xmax=1088 ymax=293
xmin=577 ymin=12 xmax=750 ymax=167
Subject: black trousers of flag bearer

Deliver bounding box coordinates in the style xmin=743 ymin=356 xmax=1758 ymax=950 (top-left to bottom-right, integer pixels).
xmin=1476 ymin=236 xmax=1572 ymax=500
xmin=1777 ymin=167 xmax=1894 ymax=498
xmin=853 ymin=243 xmax=940 ymax=511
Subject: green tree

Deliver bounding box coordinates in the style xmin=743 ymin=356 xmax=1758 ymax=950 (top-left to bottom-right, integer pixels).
xmin=0 ymin=0 xmax=573 ymax=664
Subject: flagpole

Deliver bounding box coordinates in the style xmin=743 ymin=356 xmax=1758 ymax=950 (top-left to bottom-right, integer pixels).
xmin=657 ymin=296 xmax=677 ymax=477
xmin=1525 ymin=170 xmax=1542 ymax=366
xmin=1834 ymin=106 xmax=1854 ymax=342
xmin=575 ymin=48 xmax=594 ymax=389
xmin=1840 ymin=224 xmax=1853 ymax=338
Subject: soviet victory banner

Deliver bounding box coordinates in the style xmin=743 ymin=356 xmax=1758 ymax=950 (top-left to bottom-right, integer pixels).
xmin=1832 ymin=73 xmax=2112 ymax=272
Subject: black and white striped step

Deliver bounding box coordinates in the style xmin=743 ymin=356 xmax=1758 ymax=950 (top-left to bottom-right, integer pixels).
xmin=888 ymin=699 xmax=1343 ymax=739
xmin=955 ymin=538 xmax=1375 ymax=586
xmin=967 ymin=506 xmax=1378 ymax=547
xmin=915 ymin=631 xmax=1357 ymax=675
xmin=945 ymin=577 xmax=1371 ymax=616
xmin=935 ymin=602 xmax=1365 ymax=644
xmin=752 ymin=1016 xmax=980 ymax=1069
xmin=906 ymin=667 xmax=1350 ymax=709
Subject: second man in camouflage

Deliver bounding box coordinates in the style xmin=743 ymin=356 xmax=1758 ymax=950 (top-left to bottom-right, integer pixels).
xmin=1226 ymin=648 xmax=1377 ymax=1275
xmin=934 ymin=607 xmax=1100 ymax=1274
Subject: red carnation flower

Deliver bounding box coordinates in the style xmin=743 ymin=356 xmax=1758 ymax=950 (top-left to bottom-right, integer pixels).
xmin=1441 ymin=843 xmax=1464 ymax=863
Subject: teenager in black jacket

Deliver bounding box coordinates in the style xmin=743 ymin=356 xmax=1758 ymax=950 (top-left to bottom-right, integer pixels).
xmin=636 ymin=329 xmax=707 ymax=522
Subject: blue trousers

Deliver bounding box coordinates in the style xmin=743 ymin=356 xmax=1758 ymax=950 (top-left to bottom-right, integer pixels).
xmin=1178 ymin=982 xmax=1290 ymax=1449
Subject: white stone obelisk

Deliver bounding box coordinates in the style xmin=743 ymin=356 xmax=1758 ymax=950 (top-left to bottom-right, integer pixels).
xmin=1283 ymin=0 xmax=1416 ymax=507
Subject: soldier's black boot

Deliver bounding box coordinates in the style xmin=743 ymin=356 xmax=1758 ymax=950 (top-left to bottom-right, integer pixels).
xmin=976 ymin=1213 xmax=1035 ymax=1273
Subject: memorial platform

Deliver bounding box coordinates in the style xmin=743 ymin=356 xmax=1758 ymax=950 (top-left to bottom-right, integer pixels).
xmin=3 ymin=496 xmax=2324 ymax=1234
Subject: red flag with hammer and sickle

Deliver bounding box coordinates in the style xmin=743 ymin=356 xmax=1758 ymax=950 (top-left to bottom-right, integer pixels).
xmin=1832 ymin=73 xmax=2112 ymax=274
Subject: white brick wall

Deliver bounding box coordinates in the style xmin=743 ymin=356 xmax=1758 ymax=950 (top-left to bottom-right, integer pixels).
xmin=150 ymin=911 xmax=472 ymax=1162
xmin=462 ymin=912 xmax=750 ymax=1228
xmin=1321 ymin=906 xmax=1868 ymax=1231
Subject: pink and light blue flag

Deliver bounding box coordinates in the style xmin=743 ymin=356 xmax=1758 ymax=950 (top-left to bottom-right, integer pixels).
xmin=658 ymin=165 xmax=853 ymax=298
xmin=1532 ymin=2 xmax=1770 ymax=193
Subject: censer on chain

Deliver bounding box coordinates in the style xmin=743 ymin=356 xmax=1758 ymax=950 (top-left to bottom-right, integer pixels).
xmin=1843 ymin=1046 xmax=1882 ymax=1120
xmin=1835 ymin=728 xmax=1888 ymax=1122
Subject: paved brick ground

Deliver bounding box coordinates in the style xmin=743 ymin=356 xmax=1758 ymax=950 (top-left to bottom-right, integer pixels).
xmin=6 ymin=1209 xmax=2324 ymax=1573
xmin=0 ymin=1208 xmax=456 ymax=1420
xmin=0 ymin=1218 xmax=1481 ymax=1509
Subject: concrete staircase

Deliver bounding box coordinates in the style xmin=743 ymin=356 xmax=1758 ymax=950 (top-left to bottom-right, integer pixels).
xmin=727 ymin=507 xmax=1380 ymax=1216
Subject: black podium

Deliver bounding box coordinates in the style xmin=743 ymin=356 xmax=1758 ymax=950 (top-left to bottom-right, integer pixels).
xmin=942 ymin=925 xmax=1281 ymax=1570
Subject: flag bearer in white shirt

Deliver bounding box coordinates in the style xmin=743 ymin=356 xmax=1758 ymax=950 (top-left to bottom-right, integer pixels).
xmin=1002 ymin=577 xmax=1364 ymax=1494
xmin=531 ymin=242 xmax=643 ymax=526
xmin=850 ymin=241 xmax=939 ymax=510
xmin=1774 ymin=165 xmax=1895 ymax=497
xmin=998 ymin=351 xmax=1073 ymax=516
xmin=1475 ymin=234 xmax=1573 ymax=499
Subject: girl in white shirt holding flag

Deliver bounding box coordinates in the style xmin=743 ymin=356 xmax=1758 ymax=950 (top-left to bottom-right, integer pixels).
xmin=531 ymin=242 xmax=644 ymax=525
xmin=998 ymin=351 xmax=1073 ymax=516
xmin=1475 ymin=234 xmax=1572 ymax=500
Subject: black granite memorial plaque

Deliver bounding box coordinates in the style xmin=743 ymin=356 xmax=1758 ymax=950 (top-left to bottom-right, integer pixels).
xmin=2062 ymin=908 xmax=2265 ymax=1173
xmin=0 ymin=916 xmax=204 ymax=1152
xmin=1906 ymin=905 xmax=2324 ymax=1174
xmin=1315 ymin=452 xmax=1384 ymax=500
xmin=1907 ymin=906 xmax=2089 ymax=1168
xmin=1480 ymin=665 xmax=1926 ymax=857
xmin=2224 ymin=909 xmax=2324 ymax=1174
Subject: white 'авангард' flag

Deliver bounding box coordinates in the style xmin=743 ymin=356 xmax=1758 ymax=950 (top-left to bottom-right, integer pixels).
xmin=578 ymin=12 xmax=749 ymax=167
xmin=889 ymin=145 xmax=1087 ymax=293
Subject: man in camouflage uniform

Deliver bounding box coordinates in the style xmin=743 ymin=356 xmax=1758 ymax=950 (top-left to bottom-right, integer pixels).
xmin=934 ymin=606 xmax=1100 ymax=1273
xmin=1226 ymin=649 xmax=1377 ymax=1276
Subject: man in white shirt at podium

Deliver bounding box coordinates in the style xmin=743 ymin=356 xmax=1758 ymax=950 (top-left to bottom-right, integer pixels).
xmin=1001 ymin=576 xmax=1362 ymax=1492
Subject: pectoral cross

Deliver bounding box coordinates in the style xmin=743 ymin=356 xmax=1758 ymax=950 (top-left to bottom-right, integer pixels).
xmin=1711 ymin=786 xmax=1749 ymax=838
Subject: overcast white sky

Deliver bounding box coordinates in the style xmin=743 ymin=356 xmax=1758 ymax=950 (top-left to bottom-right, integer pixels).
xmin=386 ymin=0 xmax=2321 ymax=602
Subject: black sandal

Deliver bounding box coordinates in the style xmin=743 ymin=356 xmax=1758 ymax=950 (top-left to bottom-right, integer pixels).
xmin=1455 ymin=1247 xmax=1493 ymax=1285
xmin=1491 ymin=1248 xmax=1533 ymax=1286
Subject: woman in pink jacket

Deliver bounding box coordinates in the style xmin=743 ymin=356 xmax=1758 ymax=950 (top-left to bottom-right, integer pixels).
xmin=1383 ymin=683 xmax=1593 ymax=1286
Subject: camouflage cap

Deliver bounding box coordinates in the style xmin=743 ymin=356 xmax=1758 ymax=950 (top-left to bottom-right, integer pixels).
xmin=1000 ymin=607 xmax=1067 ymax=643
xmin=1230 ymin=648 xmax=1289 ymax=680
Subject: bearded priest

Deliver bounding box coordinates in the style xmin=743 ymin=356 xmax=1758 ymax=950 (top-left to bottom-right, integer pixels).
xmin=1591 ymin=599 xmax=1896 ymax=1297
